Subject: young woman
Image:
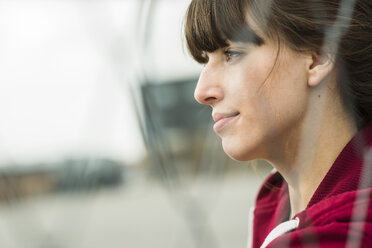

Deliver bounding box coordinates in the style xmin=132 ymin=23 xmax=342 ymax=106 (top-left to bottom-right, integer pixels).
xmin=184 ymin=0 xmax=372 ymax=247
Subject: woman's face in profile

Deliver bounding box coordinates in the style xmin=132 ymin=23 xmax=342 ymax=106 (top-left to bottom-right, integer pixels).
xmin=194 ymin=37 xmax=313 ymax=162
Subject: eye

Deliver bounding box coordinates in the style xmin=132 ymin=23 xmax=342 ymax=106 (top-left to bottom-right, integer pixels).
xmin=224 ymin=49 xmax=244 ymax=62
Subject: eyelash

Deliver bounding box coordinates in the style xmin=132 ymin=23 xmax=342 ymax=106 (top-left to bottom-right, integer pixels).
xmin=224 ymin=49 xmax=244 ymax=62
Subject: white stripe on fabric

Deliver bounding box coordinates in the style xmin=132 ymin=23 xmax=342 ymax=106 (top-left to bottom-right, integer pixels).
xmin=246 ymin=206 xmax=255 ymax=248
xmin=269 ymin=168 xmax=278 ymax=175
xmin=260 ymin=217 xmax=299 ymax=248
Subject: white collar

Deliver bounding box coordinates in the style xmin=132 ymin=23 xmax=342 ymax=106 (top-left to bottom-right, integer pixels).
xmin=260 ymin=217 xmax=300 ymax=248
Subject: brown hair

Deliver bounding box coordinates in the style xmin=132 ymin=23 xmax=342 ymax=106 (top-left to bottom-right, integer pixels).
xmin=184 ymin=0 xmax=372 ymax=128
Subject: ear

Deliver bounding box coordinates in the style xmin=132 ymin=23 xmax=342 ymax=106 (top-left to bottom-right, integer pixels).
xmin=308 ymin=52 xmax=334 ymax=87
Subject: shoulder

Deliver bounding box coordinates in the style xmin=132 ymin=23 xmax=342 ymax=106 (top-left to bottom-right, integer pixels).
xmin=255 ymin=168 xmax=285 ymax=207
xmin=253 ymin=169 xmax=291 ymax=247
xmin=267 ymin=187 xmax=372 ymax=247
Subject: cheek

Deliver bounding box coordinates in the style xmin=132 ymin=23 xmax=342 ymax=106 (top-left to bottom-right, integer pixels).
xmin=257 ymin=60 xmax=310 ymax=135
xmin=219 ymin=49 xmax=310 ymax=161
xmin=226 ymin=59 xmax=274 ymax=102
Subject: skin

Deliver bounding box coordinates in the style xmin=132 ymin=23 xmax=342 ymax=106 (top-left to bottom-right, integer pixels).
xmin=194 ymin=36 xmax=357 ymax=218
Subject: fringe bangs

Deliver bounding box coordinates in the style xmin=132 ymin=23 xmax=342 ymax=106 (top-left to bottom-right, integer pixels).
xmin=185 ymin=0 xmax=248 ymax=63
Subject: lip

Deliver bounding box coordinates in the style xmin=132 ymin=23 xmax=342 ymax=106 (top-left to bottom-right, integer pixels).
xmin=212 ymin=112 xmax=239 ymax=133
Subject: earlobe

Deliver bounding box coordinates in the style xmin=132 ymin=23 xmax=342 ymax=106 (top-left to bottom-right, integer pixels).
xmin=308 ymin=53 xmax=334 ymax=87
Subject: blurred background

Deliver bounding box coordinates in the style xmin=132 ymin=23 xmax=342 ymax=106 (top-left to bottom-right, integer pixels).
xmin=0 ymin=0 xmax=272 ymax=247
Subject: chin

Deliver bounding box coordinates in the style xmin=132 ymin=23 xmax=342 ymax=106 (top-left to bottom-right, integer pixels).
xmin=222 ymin=139 xmax=260 ymax=162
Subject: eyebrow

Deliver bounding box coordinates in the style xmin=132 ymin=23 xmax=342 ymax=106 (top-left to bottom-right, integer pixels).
xmin=230 ymin=26 xmax=264 ymax=45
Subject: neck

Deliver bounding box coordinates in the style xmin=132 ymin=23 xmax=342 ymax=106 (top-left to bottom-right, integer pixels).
xmin=268 ymin=84 xmax=357 ymax=219
xmin=287 ymin=118 xmax=356 ymax=218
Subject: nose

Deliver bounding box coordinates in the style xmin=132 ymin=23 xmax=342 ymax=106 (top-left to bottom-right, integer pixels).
xmin=194 ymin=65 xmax=224 ymax=105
